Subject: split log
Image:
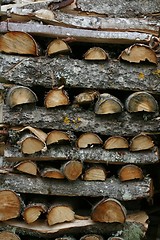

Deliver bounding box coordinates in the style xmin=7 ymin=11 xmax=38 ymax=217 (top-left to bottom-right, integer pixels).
xmin=4 ymin=145 xmax=159 ymax=165
xmin=23 ymin=203 xmax=47 ymax=224
xmin=1 ymin=54 xmax=160 ymax=93
xmin=0 ymin=231 xmax=21 ymax=240
xmin=74 ymin=91 xmax=99 ymax=105
xmin=14 ymin=160 xmax=38 ymax=176
xmin=44 ymin=86 xmax=70 ymax=108
xmin=18 ymin=126 xmax=47 ymax=143
xmin=46 ymin=130 xmax=70 ymax=146
xmin=0 ymin=173 xmax=153 ymax=200
xmin=41 ymin=167 xmax=65 ymax=179
xmin=118 ymin=164 xmax=144 ymax=182
xmin=82 ymin=165 xmax=107 ymax=181
xmin=83 ymin=47 xmax=108 ymax=61
xmin=0 ymin=190 xmax=21 ymax=221
xmin=61 ymin=160 xmax=83 ymax=180
xmin=125 ymin=92 xmax=159 ymax=113
xmin=130 ymin=133 xmax=154 ymax=151
xmin=6 ymin=86 xmax=38 ymax=108
xmin=103 ymin=136 xmax=129 ymax=150
xmin=94 ymin=93 xmax=124 ymax=114
xmin=91 ymin=198 xmax=126 ymax=223
xmin=119 ymin=44 xmax=158 ymax=64
xmin=47 ymin=39 xmax=71 ymax=56
xmin=0 ymin=31 xmax=40 ymax=56
xmin=80 ymin=234 xmax=104 ymax=240
xmin=76 ymin=133 xmax=103 ymax=149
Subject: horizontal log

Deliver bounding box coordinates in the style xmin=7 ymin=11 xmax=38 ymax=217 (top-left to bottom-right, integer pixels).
xmin=0 ymin=173 xmax=153 ymax=200
xmin=0 ymin=22 xmax=155 ymax=44
xmin=0 ymin=54 xmax=160 ymax=93
xmin=4 ymin=145 xmax=159 ymax=165
xmin=2 ymin=105 xmax=160 ymax=135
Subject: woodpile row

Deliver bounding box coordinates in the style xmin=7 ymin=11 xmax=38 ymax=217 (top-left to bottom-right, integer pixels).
xmin=0 ymin=0 xmax=160 ymax=239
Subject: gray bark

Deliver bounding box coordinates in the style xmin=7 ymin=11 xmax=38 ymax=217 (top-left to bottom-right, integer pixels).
xmin=4 ymin=145 xmax=159 ymax=165
xmin=0 ymin=54 xmax=160 ymax=93
xmin=0 ymin=173 xmax=153 ymax=200
xmin=2 ymin=105 xmax=160 ymax=136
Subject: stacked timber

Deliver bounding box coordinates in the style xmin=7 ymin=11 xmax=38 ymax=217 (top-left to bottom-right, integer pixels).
xmin=0 ymin=0 xmax=160 ymax=239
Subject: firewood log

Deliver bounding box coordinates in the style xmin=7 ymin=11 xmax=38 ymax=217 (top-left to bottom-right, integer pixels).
xmin=119 ymin=44 xmax=157 ymax=64
xmin=46 ymin=130 xmax=70 ymax=146
xmin=0 ymin=190 xmax=21 ymax=221
xmin=125 ymin=91 xmax=159 ymax=113
xmin=41 ymin=167 xmax=65 ymax=179
xmin=91 ymin=198 xmax=126 ymax=223
xmin=82 ymin=165 xmax=107 ymax=181
xmin=76 ymin=133 xmax=103 ymax=149
xmin=47 ymin=39 xmax=71 ymax=56
xmin=118 ymin=164 xmax=144 ymax=182
xmin=74 ymin=90 xmax=99 ymax=105
xmin=130 ymin=133 xmax=154 ymax=151
xmin=14 ymin=161 xmax=38 ymax=176
xmin=80 ymin=234 xmax=104 ymax=240
xmin=94 ymin=93 xmax=124 ymax=114
xmin=103 ymin=136 xmax=129 ymax=150
xmin=18 ymin=126 xmax=47 ymax=143
xmin=23 ymin=203 xmax=47 ymax=224
xmin=61 ymin=160 xmax=83 ymax=181
xmin=47 ymin=203 xmax=75 ymax=225
xmin=44 ymin=86 xmax=70 ymax=108
xmin=83 ymin=47 xmax=108 ymax=60
xmin=6 ymin=86 xmax=38 ymax=108
xmin=0 ymin=31 xmax=40 ymax=56
xmin=0 ymin=231 xmax=21 ymax=240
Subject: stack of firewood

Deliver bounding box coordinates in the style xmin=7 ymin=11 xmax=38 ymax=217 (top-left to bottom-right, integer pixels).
xmin=0 ymin=0 xmax=160 ymax=239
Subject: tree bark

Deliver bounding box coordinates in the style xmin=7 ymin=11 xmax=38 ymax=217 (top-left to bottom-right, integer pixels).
xmin=0 ymin=173 xmax=153 ymax=200
xmin=0 ymin=54 xmax=159 ymax=93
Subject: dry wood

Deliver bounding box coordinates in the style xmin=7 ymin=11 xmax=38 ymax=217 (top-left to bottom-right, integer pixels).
xmin=119 ymin=44 xmax=158 ymax=64
xmin=94 ymin=93 xmax=124 ymax=114
xmin=61 ymin=160 xmax=83 ymax=181
xmin=0 ymin=31 xmax=40 ymax=56
xmin=125 ymin=91 xmax=159 ymax=113
xmin=23 ymin=203 xmax=47 ymax=224
xmin=6 ymin=86 xmax=38 ymax=108
xmin=47 ymin=204 xmax=75 ymax=225
xmin=91 ymin=198 xmax=126 ymax=223
xmin=118 ymin=164 xmax=144 ymax=182
xmin=14 ymin=160 xmax=38 ymax=176
xmin=84 ymin=47 xmax=108 ymax=61
xmin=80 ymin=234 xmax=104 ymax=240
xmin=74 ymin=90 xmax=99 ymax=105
xmin=46 ymin=130 xmax=70 ymax=146
xmin=41 ymin=167 xmax=65 ymax=179
xmin=18 ymin=126 xmax=47 ymax=143
xmin=76 ymin=133 xmax=103 ymax=149
xmin=47 ymin=39 xmax=71 ymax=56
xmin=103 ymin=136 xmax=129 ymax=150
xmin=82 ymin=165 xmax=107 ymax=181
xmin=0 ymin=190 xmax=21 ymax=221
xmin=44 ymin=86 xmax=70 ymax=108
xmin=130 ymin=133 xmax=154 ymax=151
xmin=0 ymin=231 xmax=21 ymax=240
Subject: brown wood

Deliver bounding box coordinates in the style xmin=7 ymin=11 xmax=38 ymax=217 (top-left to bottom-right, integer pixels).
xmin=41 ymin=167 xmax=65 ymax=179
xmin=119 ymin=44 xmax=158 ymax=64
xmin=18 ymin=126 xmax=47 ymax=143
xmin=47 ymin=39 xmax=71 ymax=56
xmin=118 ymin=164 xmax=144 ymax=182
xmin=125 ymin=92 xmax=159 ymax=113
xmin=44 ymin=86 xmax=70 ymax=108
xmin=130 ymin=133 xmax=154 ymax=151
xmin=76 ymin=133 xmax=103 ymax=149
xmin=80 ymin=234 xmax=104 ymax=240
xmin=23 ymin=203 xmax=47 ymax=224
xmin=94 ymin=93 xmax=124 ymax=114
xmin=74 ymin=90 xmax=99 ymax=105
xmin=84 ymin=47 xmax=108 ymax=61
xmin=61 ymin=160 xmax=83 ymax=181
xmin=0 ymin=190 xmax=21 ymax=221
xmin=46 ymin=130 xmax=70 ymax=146
xmin=6 ymin=86 xmax=38 ymax=108
xmin=91 ymin=198 xmax=126 ymax=223
xmin=0 ymin=31 xmax=40 ymax=56
xmin=82 ymin=165 xmax=107 ymax=181
xmin=14 ymin=160 xmax=38 ymax=176
xmin=0 ymin=231 xmax=21 ymax=240
xmin=103 ymin=136 xmax=129 ymax=150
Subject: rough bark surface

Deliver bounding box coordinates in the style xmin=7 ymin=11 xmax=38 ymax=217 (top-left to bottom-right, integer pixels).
xmin=4 ymin=145 xmax=159 ymax=165
xmin=0 ymin=54 xmax=160 ymax=93
xmin=2 ymin=105 xmax=160 ymax=136
xmin=0 ymin=173 xmax=153 ymax=200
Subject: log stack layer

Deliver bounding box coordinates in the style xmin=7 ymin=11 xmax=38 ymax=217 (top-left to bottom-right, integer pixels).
xmin=0 ymin=0 xmax=160 ymax=239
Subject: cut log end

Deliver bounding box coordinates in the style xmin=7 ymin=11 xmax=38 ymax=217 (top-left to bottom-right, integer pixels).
xmin=74 ymin=90 xmax=99 ymax=105
xmin=61 ymin=160 xmax=83 ymax=181
xmin=20 ymin=136 xmax=45 ymax=154
xmin=41 ymin=168 xmax=65 ymax=179
xmin=130 ymin=133 xmax=154 ymax=151
xmin=103 ymin=136 xmax=129 ymax=150
xmin=118 ymin=164 xmax=144 ymax=182
xmin=80 ymin=234 xmax=104 ymax=240
xmin=84 ymin=47 xmax=108 ymax=60
xmin=0 ymin=231 xmax=21 ymax=240
xmin=47 ymin=39 xmax=71 ymax=56
xmin=82 ymin=166 xmax=107 ymax=181
xmin=14 ymin=161 xmax=38 ymax=176
xmin=23 ymin=204 xmax=47 ymax=224
xmin=46 ymin=130 xmax=70 ymax=146
xmin=76 ymin=133 xmax=103 ymax=148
